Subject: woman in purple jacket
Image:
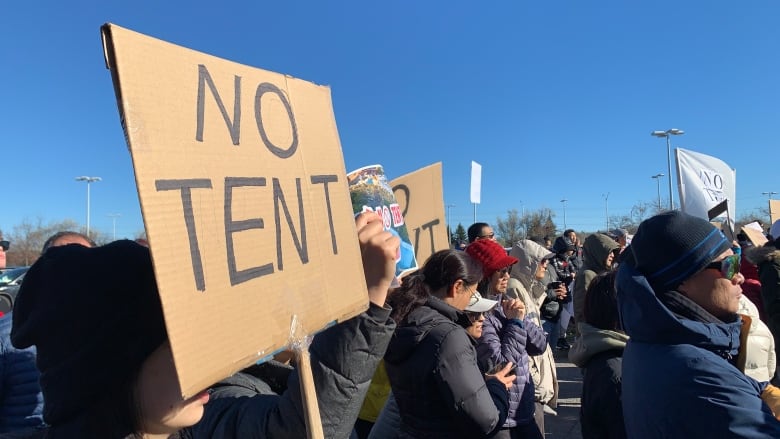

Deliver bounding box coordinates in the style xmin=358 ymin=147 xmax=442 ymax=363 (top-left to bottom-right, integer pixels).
xmin=466 ymin=239 xmax=549 ymax=439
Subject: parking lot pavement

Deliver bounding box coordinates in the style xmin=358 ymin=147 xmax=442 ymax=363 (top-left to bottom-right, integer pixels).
xmin=544 ymin=348 xmax=583 ymax=439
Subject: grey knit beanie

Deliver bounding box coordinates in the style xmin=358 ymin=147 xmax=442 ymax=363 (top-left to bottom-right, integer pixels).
xmin=629 ymin=211 xmax=730 ymax=292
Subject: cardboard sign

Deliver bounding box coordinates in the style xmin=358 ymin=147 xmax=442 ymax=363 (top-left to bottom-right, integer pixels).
xmin=102 ymin=24 xmax=368 ymax=397
xmin=390 ymin=163 xmax=449 ymax=265
xmin=771 ymin=200 xmax=780 ymax=224
xmin=742 ymin=224 xmax=768 ymax=247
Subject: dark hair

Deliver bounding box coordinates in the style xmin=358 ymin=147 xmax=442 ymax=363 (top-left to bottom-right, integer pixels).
xmin=564 ymin=229 xmax=576 ymax=238
xmin=41 ymin=231 xmax=96 ymax=253
xmin=388 ymin=250 xmax=483 ymax=323
xmin=87 ymin=367 xmax=145 ymax=437
xmin=46 ymin=366 xmax=146 ymax=438
xmin=467 ymin=222 xmax=490 ymax=243
xmin=583 ymin=271 xmax=621 ymax=331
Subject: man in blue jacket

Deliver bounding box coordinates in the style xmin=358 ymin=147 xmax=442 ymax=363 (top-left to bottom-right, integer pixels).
xmin=617 ymin=211 xmax=780 ymax=438
xmin=0 ymin=313 xmax=43 ymax=433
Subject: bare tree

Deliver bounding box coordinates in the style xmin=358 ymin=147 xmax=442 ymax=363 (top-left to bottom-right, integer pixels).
xmin=736 ymin=208 xmax=769 ymax=232
xmin=495 ymin=209 xmax=524 ymax=247
xmin=523 ymin=208 xmax=557 ymax=242
xmin=6 ymin=217 xmax=80 ymax=266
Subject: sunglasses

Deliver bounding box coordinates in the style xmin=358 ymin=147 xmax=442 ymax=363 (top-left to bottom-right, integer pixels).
xmin=705 ymin=254 xmax=741 ymax=280
xmin=496 ymin=266 xmax=513 ymax=277
xmin=479 ymin=233 xmax=495 ymax=239
xmin=465 ymin=311 xmax=484 ymax=323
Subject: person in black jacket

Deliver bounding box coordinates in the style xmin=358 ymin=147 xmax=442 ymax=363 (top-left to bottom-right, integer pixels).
xmin=550 ymin=237 xmax=577 ymax=350
xmin=9 ymin=211 xmax=399 ymax=439
xmin=568 ymin=271 xmax=627 ymax=439
xmin=384 ymin=249 xmax=515 ymax=438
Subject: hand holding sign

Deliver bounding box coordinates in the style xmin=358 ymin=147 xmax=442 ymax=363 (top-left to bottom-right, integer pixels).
xmin=356 ymin=211 xmax=401 ymax=307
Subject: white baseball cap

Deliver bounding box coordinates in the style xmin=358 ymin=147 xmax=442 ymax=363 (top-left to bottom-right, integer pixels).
xmin=465 ymin=291 xmax=498 ymax=313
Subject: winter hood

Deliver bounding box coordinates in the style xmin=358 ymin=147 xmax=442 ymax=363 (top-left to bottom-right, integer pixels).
xmin=582 ymin=233 xmax=619 ymax=272
xmin=746 ymin=243 xmax=780 ymax=266
xmin=509 ymin=239 xmax=553 ymax=289
xmin=568 ymin=323 xmax=628 ymax=367
xmin=616 ymin=261 xmax=740 ymax=357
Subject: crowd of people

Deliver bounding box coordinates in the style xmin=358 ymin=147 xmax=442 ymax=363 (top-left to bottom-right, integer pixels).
xmin=2 ymin=211 xmax=780 ymax=438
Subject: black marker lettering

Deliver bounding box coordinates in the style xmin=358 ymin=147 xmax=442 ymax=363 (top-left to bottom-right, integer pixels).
xmin=254 ymin=83 xmax=298 ymax=158
xmin=311 ymin=175 xmax=339 ymax=255
xmin=224 ymin=177 xmax=274 ymax=286
xmin=420 ymin=219 xmax=441 ymax=255
xmin=273 ymin=178 xmax=308 ymax=270
xmin=196 ymin=65 xmax=241 ymax=145
xmin=392 ymin=184 xmax=411 ymax=218
xmin=155 ymin=179 xmax=213 ymax=291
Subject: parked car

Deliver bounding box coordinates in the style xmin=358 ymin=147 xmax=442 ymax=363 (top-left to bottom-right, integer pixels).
xmin=0 ymin=266 xmax=29 ymax=305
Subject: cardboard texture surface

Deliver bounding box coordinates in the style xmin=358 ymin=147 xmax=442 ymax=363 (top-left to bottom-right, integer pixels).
xmin=102 ymin=24 xmax=368 ymax=397
xmin=390 ymin=163 xmax=449 ymax=265
xmin=742 ymin=225 xmax=768 ymax=247
xmin=771 ymin=200 xmax=780 ymax=225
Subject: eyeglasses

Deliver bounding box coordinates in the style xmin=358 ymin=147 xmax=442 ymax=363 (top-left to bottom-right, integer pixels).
xmin=465 ymin=311 xmax=484 ymax=323
xmin=478 ymin=233 xmax=495 ymax=239
xmin=705 ymin=254 xmax=741 ymax=280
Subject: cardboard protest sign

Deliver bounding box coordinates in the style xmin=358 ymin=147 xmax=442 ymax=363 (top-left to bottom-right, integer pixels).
xmin=390 ymin=163 xmax=449 ymax=264
xmin=708 ymin=200 xmax=734 ymax=241
xmin=742 ymin=222 xmax=768 ymax=247
xmin=101 ymin=24 xmax=368 ymax=397
xmin=771 ymin=200 xmax=780 ymax=224
xmin=348 ymin=165 xmax=417 ymax=278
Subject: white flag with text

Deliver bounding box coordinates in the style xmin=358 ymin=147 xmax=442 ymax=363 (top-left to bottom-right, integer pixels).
xmin=675 ymin=147 xmax=736 ymax=231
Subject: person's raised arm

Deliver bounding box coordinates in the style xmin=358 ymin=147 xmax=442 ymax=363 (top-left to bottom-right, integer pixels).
xmin=356 ymin=211 xmax=400 ymax=308
xmin=189 ymin=212 xmax=400 ymax=439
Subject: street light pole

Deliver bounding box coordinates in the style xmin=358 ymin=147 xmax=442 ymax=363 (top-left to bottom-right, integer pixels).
xmin=652 ymin=173 xmax=665 ymax=211
xmin=445 ymin=204 xmax=455 ymax=244
xmin=651 ymin=128 xmax=684 ymax=210
xmin=762 ymin=192 xmax=777 ymax=223
xmin=560 ymin=198 xmax=568 ymax=230
xmin=107 ymin=213 xmax=121 ymax=240
xmin=603 ymin=193 xmax=610 ymax=231
xmin=75 ymin=176 xmax=102 ymax=236
xmin=519 ymin=201 xmax=526 ymax=239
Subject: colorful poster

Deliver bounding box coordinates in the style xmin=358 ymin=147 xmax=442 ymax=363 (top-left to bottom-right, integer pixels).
xmin=348 ymin=165 xmax=418 ymax=278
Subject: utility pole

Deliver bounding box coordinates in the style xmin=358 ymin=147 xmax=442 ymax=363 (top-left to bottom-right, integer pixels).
xmin=560 ymin=198 xmax=568 ymax=231
xmin=75 ymin=176 xmax=101 ymax=236
xmin=446 ymin=204 xmax=455 ymax=244
xmin=107 ymin=213 xmax=121 ymax=240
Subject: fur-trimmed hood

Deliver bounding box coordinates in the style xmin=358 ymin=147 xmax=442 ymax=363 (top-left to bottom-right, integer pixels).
xmin=746 ymin=244 xmax=780 ymax=265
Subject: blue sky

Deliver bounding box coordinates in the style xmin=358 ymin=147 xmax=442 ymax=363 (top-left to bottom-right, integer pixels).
xmin=2 ymin=1 xmax=779 ymax=239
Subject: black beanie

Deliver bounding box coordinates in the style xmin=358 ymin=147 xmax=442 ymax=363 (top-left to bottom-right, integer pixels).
xmin=552 ymin=236 xmax=576 ymax=254
xmin=629 ymin=211 xmax=731 ymax=292
xmin=11 ymin=240 xmax=167 ymax=425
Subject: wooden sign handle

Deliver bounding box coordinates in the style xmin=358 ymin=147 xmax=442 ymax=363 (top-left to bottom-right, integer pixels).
xmin=297 ymin=345 xmax=325 ymax=439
